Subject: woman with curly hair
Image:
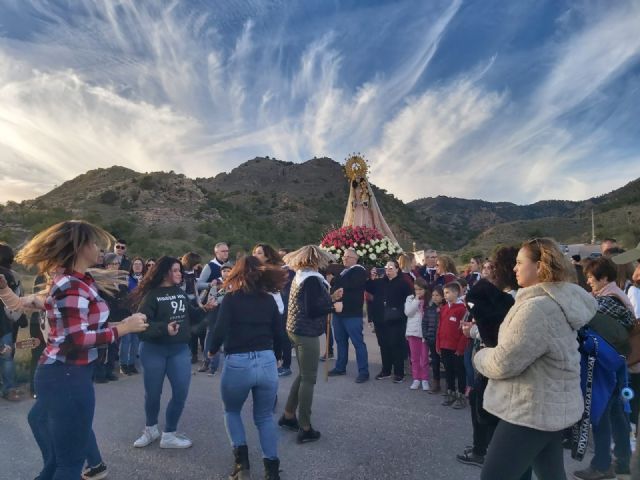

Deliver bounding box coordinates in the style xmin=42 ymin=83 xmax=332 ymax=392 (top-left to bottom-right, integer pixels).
xmin=456 ymin=246 xmax=518 ymax=469
xmin=131 ymin=256 xmax=214 ymax=450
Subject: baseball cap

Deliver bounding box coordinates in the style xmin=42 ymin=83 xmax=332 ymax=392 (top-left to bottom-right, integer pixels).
xmin=611 ymin=242 xmax=640 ymax=265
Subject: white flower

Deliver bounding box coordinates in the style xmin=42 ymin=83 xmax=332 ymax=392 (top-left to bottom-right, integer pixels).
xmin=353 ymin=242 xmax=359 ymax=247
xmin=369 ymin=253 xmax=377 ymax=260
xmin=357 ymin=250 xmax=364 ymax=256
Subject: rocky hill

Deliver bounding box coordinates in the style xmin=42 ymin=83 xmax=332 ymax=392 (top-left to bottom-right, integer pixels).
xmin=409 ymin=177 xmax=640 ymax=253
xmin=1 ymin=158 xmax=638 ymax=259
xmin=0 ymin=158 xmax=435 ymax=257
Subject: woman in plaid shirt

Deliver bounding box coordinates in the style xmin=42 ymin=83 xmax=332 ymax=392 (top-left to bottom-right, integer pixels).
xmin=15 ymin=220 xmax=148 ymax=480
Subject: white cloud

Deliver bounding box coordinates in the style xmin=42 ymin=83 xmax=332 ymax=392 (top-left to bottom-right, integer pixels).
xmin=369 ymin=79 xmax=505 ymax=200
xmin=0 ymin=0 xmax=638 ymax=207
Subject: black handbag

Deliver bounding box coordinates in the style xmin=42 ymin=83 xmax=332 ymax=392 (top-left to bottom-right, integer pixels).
xmin=383 ymin=306 xmax=403 ymax=323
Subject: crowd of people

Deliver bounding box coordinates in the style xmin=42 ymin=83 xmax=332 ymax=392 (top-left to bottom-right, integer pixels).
xmin=1 ymin=222 xmax=640 ymax=480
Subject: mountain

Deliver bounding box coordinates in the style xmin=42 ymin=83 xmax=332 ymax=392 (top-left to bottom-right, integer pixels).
xmin=1 ymin=159 xmax=638 ymax=259
xmin=0 ymin=158 xmax=436 ymax=257
xmin=409 ymin=177 xmax=640 ymax=253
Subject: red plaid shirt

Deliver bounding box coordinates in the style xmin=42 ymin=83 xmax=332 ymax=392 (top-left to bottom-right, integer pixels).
xmin=41 ymin=271 xmax=119 ymax=365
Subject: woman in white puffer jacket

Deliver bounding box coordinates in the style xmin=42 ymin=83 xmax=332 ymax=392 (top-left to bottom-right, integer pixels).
xmin=474 ymin=238 xmax=597 ymax=480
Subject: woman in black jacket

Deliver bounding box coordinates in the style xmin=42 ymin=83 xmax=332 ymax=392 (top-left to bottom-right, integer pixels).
xmin=455 ymin=247 xmax=519 ymax=472
xmin=209 ymin=255 xmax=287 ymax=480
xmin=278 ymin=245 xmax=343 ymax=444
xmin=366 ymin=260 xmax=413 ymax=383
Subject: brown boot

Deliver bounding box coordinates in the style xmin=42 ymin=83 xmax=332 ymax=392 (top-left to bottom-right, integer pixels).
xmin=427 ymin=378 xmax=441 ymax=394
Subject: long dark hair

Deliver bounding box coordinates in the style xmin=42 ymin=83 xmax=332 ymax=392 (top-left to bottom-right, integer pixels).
xmin=492 ymin=247 xmax=518 ymax=291
xmin=130 ymin=256 xmax=182 ymax=307
xmin=253 ymin=243 xmax=283 ymax=266
xmin=224 ymin=255 xmax=287 ymax=294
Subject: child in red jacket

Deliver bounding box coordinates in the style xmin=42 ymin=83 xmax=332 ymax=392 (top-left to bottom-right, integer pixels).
xmin=436 ymin=282 xmax=468 ymax=409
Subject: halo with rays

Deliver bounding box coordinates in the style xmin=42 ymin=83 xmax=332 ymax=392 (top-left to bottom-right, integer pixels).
xmin=344 ymin=153 xmax=369 ymax=181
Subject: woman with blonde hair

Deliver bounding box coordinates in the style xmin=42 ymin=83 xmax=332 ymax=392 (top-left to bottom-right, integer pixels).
xmin=474 ymin=238 xmax=597 ymax=479
xmin=278 ymin=246 xmax=343 ymax=444
xmin=12 ymin=220 xmax=148 ymax=480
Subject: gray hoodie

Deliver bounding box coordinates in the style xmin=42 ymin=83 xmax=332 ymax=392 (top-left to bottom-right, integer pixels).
xmin=474 ymin=282 xmax=597 ymax=431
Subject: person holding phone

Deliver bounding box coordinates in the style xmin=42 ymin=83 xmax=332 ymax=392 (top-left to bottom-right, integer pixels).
xmin=130 ymin=256 xmax=214 ymax=450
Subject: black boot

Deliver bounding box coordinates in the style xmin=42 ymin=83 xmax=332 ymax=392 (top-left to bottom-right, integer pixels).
xmin=263 ymin=458 xmax=280 ymax=480
xmin=230 ymin=445 xmax=250 ymax=480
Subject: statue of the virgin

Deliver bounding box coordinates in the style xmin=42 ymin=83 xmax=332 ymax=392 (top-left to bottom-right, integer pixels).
xmin=342 ymin=155 xmax=399 ymax=245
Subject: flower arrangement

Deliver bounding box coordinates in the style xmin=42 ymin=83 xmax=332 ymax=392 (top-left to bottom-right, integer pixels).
xmin=320 ymin=225 xmax=402 ymax=266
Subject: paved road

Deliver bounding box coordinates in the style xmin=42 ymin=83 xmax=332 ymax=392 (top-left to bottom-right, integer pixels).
xmin=2 ymin=329 xmax=587 ymax=479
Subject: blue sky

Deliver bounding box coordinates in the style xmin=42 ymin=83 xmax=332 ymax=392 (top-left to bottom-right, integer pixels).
xmin=1 ymin=0 xmax=639 ymax=204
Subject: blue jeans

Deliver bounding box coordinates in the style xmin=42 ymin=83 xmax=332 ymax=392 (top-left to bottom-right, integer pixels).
xmin=1 ymin=332 xmax=16 ymax=394
xmin=29 ymin=363 xmax=96 ymax=480
xmin=119 ymin=333 xmax=140 ymax=366
xmin=139 ymin=342 xmax=191 ymax=432
xmin=220 ymin=350 xmax=279 ymax=459
xmin=332 ymin=315 xmax=369 ymax=375
xmin=30 ymin=398 xmax=103 ymax=473
xmin=592 ymin=390 xmax=631 ymax=471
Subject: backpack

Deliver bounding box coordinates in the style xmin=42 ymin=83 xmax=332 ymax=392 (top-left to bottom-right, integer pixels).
xmin=572 ymin=326 xmax=626 ymax=461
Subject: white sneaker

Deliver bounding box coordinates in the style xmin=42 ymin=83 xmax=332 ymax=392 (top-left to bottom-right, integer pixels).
xmin=421 ymin=380 xmax=430 ymax=391
xmin=410 ymin=380 xmax=420 ymax=390
xmin=133 ymin=425 xmax=160 ymax=448
xmin=160 ymin=431 xmax=193 ymax=449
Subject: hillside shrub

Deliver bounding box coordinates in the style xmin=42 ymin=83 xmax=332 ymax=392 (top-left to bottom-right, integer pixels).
xmin=99 ymin=190 xmax=118 ymax=205
xmin=139 ymin=175 xmax=155 ymax=190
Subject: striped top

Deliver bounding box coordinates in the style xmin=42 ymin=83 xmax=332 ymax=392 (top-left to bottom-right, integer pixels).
xmin=41 ymin=271 xmax=118 ymax=365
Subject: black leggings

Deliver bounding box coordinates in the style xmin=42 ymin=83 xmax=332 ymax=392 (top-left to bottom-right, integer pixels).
xmin=427 ymin=340 xmax=440 ymax=381
xmin=481 ymin=420 xmax=565 ymax=480
xmin=440 ymin=349 xmax=465 ymax=393
xmin=189 ymin=332 xmax=206 ymax=357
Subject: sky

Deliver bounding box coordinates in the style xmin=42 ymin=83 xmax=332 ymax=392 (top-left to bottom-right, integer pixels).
xmin=1 ymin=0 xmax=639 ymax=205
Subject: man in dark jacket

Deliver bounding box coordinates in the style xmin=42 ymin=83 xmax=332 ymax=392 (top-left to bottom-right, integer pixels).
xmin=328 ymin=248 xmax=370 ymax=383
xmin=114 ymin=239 xmax=132 ymax=272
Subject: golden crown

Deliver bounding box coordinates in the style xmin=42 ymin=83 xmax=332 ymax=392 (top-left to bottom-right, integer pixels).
xmin=344 ymin=153 xmax=369 ymax=181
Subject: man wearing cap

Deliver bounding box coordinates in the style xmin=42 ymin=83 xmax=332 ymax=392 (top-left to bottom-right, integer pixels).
xmin=327 ymin=248 xmax=370 ymax=383
xmin=611 ymin=242 xmax=640 ymax=267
